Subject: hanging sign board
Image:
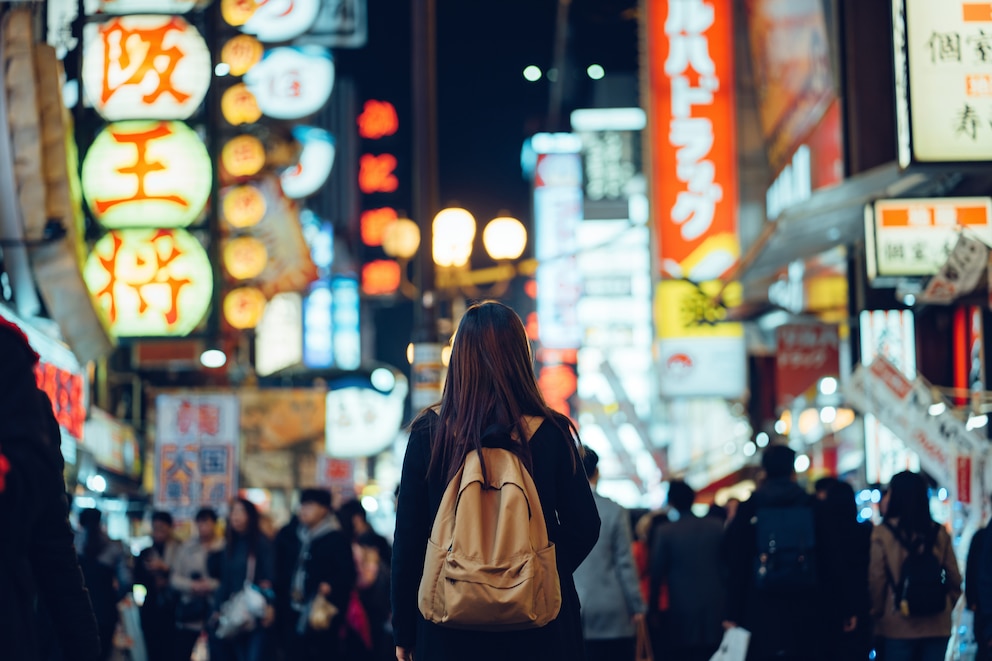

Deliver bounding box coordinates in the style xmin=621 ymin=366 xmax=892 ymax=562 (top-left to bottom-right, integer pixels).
xmin=866 ymin=197 xmax=992 ymax=280
xmin=81 ymin=121 xmax=212 ymax=229
xmin=894 ymin=0 xmax=992 ymax=165
xmin=82 ymin=15 xmax=211 ymax=121
xmin=280 ymin=126 xmax=335 ymax=199
xmin=240 ymin=0 xmax=321 ymax=43
xmin=83 ymin=228 xmax=214 ymax=337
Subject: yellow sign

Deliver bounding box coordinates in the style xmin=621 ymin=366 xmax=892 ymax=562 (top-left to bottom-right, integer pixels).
xmin=221 ymin=84 xmax=262 ymax=126
xmin=222 ymin=184 xmax=267 ymax=228
xmin=223 ymin=236 xmax=268 ymax=280
xmin=222 ymin=134 xmax=266 ymax=178
xmin=83 ymin=229 xmax=213 ymax=337
xmin=81 ymin=121 xmax=212 ymax=229
xmin=221 ymin=35 xmax=264 ymax=76
xmin=654 ymin=279 xmax=744 ymax=340
xmin=224 ymin=286 xmax=267 ymax=329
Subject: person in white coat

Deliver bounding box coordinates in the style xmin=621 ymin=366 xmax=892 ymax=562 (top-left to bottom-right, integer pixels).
xmin=573 ymin=447 xmax=647 ymax=661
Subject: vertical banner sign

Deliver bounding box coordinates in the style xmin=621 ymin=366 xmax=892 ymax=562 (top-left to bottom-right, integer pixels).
xmin=775 ymin=324 xmax=841 ymax=408
xmin=647 ymin=0 xmax=745 ymax=398
xmin=155 ymin=394 xmax=239 ymax=520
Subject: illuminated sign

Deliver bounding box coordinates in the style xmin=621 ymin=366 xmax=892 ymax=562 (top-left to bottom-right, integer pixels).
xmin=243 ymin=46 xmax=334 ymax=119
xmin=221 ymin=0 xmax=257 ymax=26
xmin=221 ymin=84 xmax=263 ymax=126
xmin=84 ymin=408 xmax=142 ymax=479
xmin=866 ymin=196 xmax=992 ymax=280
xmin=280 ymin=126 xmax=335 ymax=199
xmin=84 ymin=228 xmax=213 ymax=337
xmin=331 ymin=277 xmax=360 ymax=369
xmin=303 ymin=283 xmax=333 ymax=368
xmin=895 ymin=0 xmax=992 ymax=164
xmin=221 ymin=35 xmax=264 ymax=76
xmin=325 ymin=375 xmax=407 ymax=458
xmin=223 ymin=236 xmax=269 ymax=280
xmin=646 ymin=0 xmax=745 ymax=398
xmin=222 ymin=184 xmax=267 ymax=228
xmin=360 ymin=260 xmax=400 ymax=296
xmin=360 ymin=207 xmax=397 ymax=246
xmin=36 ymin=361 xmax=86 ymax=441
xmin=221 ymin=134 xmax=266 ymax=178
xmin=255 ymin=292 xmax=303 ymax=376
xmin=81 ymin=120 xmax=212 ymax=229
xmin=223 ymin=286 xmax=268 ymax=329
xmin=357 ymin=100 xmax=398 ymax=139
xmin=241 ymin=0 xmax=320 ymax=42
xmin=93 ymin=0 xmax=203 ymax=15
xmin=358 ymin=153 xmax=398 ymax=194
xmin=82 ymin=15 xmax=211 ymax=121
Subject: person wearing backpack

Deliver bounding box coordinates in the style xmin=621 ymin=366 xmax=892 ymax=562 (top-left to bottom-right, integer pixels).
xmin=391 ymin=301 xmax=601 ymax=661
xmin=721 ymin=444 xmax=852 ymax=661
xmin=869 ymin=471 xmax=962 ymax=661
xmin=0 ymin=318 xmax=102 ymax=660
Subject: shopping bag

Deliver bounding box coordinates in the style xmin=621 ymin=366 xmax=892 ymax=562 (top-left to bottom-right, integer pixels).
xmin=117 ymin=597 xmax=148 ymax=661
xmin=709 ymin=627 xmax=750 ymax=661
xmin=635 ymin=617 xmax=654 ymax=661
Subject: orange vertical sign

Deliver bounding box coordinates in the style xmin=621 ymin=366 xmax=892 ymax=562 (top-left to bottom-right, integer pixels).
xmin=648 ymin=0 xmax=739 ymax=280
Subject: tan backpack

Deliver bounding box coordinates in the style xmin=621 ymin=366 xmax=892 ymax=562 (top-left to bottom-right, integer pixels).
xmin=417 ymin=445 xmax=562 ymax=631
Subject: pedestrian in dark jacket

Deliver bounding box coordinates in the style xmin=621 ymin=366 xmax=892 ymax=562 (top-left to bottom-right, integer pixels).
xmin=722 ymin=445 xmax=849 ymax=661
xmin=134 ymin=510 xmax=180 ymax=661
xmin=274 ymin=488 xmax=356 ymax=660
xmin=391 ymin=301 xmax=600 ymax=661
xmin=651 ymin=480 xmax=725 ymax=661
xmin=969 ymin=522 xmax=991 ymax=661
xmin=0 ymin=319 xmax=102 ymax=661
xmin=211 ymin=498 xmax=275 ymax=661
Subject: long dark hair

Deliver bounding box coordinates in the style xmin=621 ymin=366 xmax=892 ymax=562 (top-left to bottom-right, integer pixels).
xmin=884 ymin=471 xmax=935 ymax=539
xmin=226 ymin=498 xmax=262 ymax=556
xmin=418 ymin=301 xmax=581 ymax=482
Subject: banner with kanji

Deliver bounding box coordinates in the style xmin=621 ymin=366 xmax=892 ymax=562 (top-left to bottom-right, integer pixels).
xmin=155 ymin=393 xmax=239 ymax=520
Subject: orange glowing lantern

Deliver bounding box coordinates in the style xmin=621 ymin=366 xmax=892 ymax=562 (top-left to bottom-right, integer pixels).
xmin=224 ymin=286 xmax=268 ymax=329
xmin=360 ymin=207 xmax=398 ymax=247
xmin=221 ymin=84 xmax=262 ymax=126
xmin=221 ymin=35 xmax=264 ymax=76
xmin=222 ymin=184 xmax=267 ymax=229
xmin=221 ymin=0 xmax=258 ymax=26
xmin=223 ymin=236 xmax=268 ymax=280
xmin=361 ymin=260 xmax=401 ymax=296
xmin=83 ymin=228 xmax=213 ymax=337
xmin=222 ymin=135 xmax=266 ymax=178
xmin=358 ymin=154 xmax=398 ymax=194
xmin=81 ymin=120 xmax=212 ymax=229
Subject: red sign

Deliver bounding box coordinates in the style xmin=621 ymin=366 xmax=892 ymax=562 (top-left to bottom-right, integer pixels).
xmin=357 ymin=100 xmax=399 ymax=140
xmin=358 ymin=154 xmax=399 ymax=194
xmin=958 ymin=455 xmax=973 ymax=504
xmin=775 ymin=324 xmax=840 ymax=407
xmin=35 ymin=361 xmax=86 ymax=440
xmin=648 ymin=0 xmax=738 ymax=278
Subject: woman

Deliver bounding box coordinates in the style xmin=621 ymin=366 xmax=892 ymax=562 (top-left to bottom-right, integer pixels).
xmin=391 ymin=301 xmax=601 ymax=661
xmin=76 ymin=508 xmax=132 ymax=661
xmin=211 ymin=498 xmax=275 ymax=661
xmin=821 ymin=479 xmax=873 ymax=660
xmin=869 ymin=471 xmax=962 ymax=661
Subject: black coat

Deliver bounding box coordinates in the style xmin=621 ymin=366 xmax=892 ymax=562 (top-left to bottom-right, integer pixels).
xmin=722 ymin=478 xmax=849 ymax=661
xmin=273 ymin=518 xmax=356 ymax=646
xmin=391 ymin=411 xmax=601 ymax=661
xmin=0 ymin=324 xmax=102 ymax=661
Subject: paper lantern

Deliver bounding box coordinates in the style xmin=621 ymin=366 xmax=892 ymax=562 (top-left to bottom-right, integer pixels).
xmin=222 ymin=184 xmax=267 ymax=229
xmin=223 ymin=236 xmax=268 ymax=280
xmin=81 ymin=120 xmax=212 ymax=229
xmin=221 ymin=35 xmax=264 ymax=76
xmin=224 ymin=286 xmax=267 ymax=329
xmin=221 ymin=84 xmax=262 ymax=126
xmin=280 ymin=126 xmax=335 ymax=199
xmin=222 ymin=135 xmax=266 ymax=178
xmin=82 ymin=15 xmax=211 ymax=121
xmin=83 ymin=228 xmax=213 ymax=337
xmin=221 ymin=0 xmax=258 ymax=26
xmin=243 ymin=47 xmax=334 ymax=120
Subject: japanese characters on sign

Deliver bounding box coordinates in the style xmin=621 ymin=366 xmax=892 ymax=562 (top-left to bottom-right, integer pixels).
xmin=358 ymin=99 xmax=404 ymax=296
xmin=775 ymin=324 xmax=841 ymax=408
xmin=82 ymin=15 xmax=211 ymax=121
xmin=919 ymin=231 xmax=991 ymax=303
xmin=83 ymin=229 xmax=214 ymax=337
xmin=243 ymin=46 xmax=334 ymax=120
xmin=156 ymin=394 xmax=239 ymax=520
xmin=646 ymin=0 xmax=744 ymax=398
xmin=895 ymin=0 xmax=992 ymax=164
xmin=81 ymin=121 xmax=212 ymax=229
xmin=866 ymin=197 xmax=992 ymax=280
